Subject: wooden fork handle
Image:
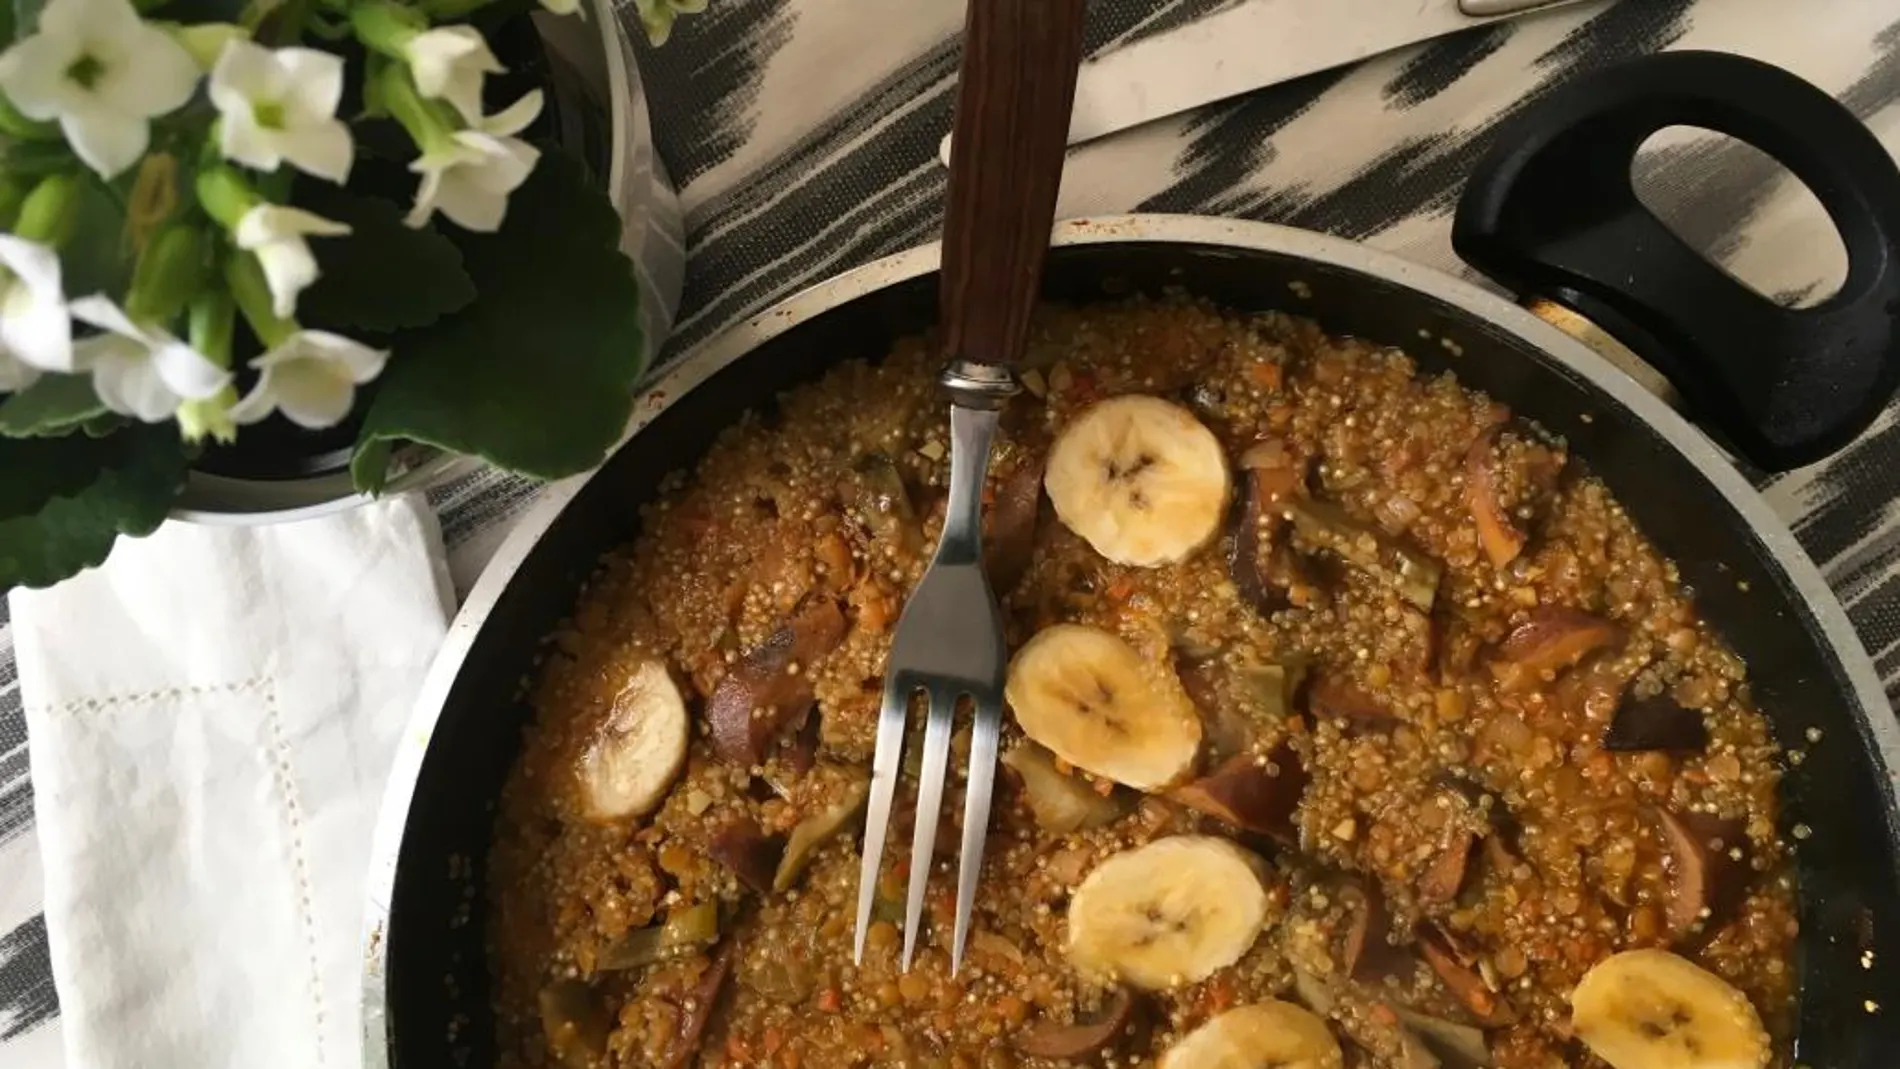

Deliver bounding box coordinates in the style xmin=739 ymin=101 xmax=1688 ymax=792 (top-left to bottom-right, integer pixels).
xmin=939 ymin=0 xmax=1087 ymax=375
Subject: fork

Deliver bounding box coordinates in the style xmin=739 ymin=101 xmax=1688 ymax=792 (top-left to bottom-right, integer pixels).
xmin=852 ymin=0 xmax=1087 ymax=975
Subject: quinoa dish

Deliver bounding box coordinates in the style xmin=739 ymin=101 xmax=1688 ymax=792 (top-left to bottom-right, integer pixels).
xmin=488 ymin=299 xmax=1796 ymax=1069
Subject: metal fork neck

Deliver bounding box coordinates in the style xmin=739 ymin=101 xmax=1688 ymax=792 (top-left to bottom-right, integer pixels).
xmin=941 ymin=359 xmax=1021 ymax=410
xmin=937 ymin=403 xmax=1000 ymax=567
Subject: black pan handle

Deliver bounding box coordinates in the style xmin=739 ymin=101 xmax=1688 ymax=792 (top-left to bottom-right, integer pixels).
xmin=1452 ymin=50 xmax=1900 ymax=473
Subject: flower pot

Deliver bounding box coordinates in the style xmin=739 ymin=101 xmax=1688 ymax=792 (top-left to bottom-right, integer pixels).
xmin=171 ymin=0 xmax=684 ymax=525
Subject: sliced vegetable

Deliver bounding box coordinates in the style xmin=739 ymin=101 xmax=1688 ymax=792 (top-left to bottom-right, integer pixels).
xmin=1604 ymin=693 xmax=1710 ymax=753
xmin=1227 ymin=459 xmax=1309 ymax=615
xmin=1418 ymin=830 xmax=1476 ymax=905
xmin=985 ymin=451 xmax=1044 ymax=596
xmin=1420 ymin=926 xmax=1515 ymax=1026
xmin=1344 ymin=882 xmax=1409 ymax=982
xmin=1492 ymin=608 xmax=1621 ymax=692
xmin=579 ymin=660 xmax=690 ymax=824
xmin=1392 ymin=1006 xmax=1491 ymax=1069
xmin=1397 ymin=1025 xmax=1442 ymax=1069
xmin=773 ymin=771 xmax=871 ymax=891
xmin=1285 ymin=498 xmax=1442 ymax=612
xmin=1292 ymin=965 xmax=1338 ymax=1015
xmin=663 ymin=942 xmax=737 ymax=1069
xmin=597 ymin=901 xmax=721 ymax=971
xmin=1014 ymin=988 xmax=1145 ymax=1061
xmin=538 ymin=979 xmax=610 ymax=1068
xmin=852 ymin=451 xmax=918 ymax=551
xmin=1465 ymin=425 xmax=1523 ymax=570
xmin=1240 ymin=660 xmax=1305 ymax=721
xmin=1002 ymin=741 xmax=1127 ymax=834
xmin=1656 ymin=808 xmax=1751 ymax=943
xmin=709 ymin=816 xmax=785 ymax=895
xmin=1465 ymin=422 xmax=1565 ymax=570
xmin=1308 ymin=675 xmax=1399 ymax=729
xmin=708 ymin=598 xmax=848 ymax=766
xmin=1170 ymin=744 xmax=1307 ymax=843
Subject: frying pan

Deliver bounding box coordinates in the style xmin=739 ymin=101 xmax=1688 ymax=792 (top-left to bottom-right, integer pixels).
xmin=361 ymin=52 xmax=1900 ymax=1068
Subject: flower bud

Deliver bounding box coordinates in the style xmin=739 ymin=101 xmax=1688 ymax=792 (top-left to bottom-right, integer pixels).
xmin=196 ymin=165 xmax=263 ymax=231
xmin=350 ymin=0 xmax=427 ymax=56
xmin=189 ymin=290 xmax=237 ymax=368
xmin=375 ymin=61 xmax=458 ymax=157
xmin=225 ymin=250 xmax=295 ymax=349
xmin=14 ymin=173 xmax=82 ymax=249
xmin=125 ymin=223 xmax=210 ymax=325
xmin=165 ymin=22 xmax=249 ymax=71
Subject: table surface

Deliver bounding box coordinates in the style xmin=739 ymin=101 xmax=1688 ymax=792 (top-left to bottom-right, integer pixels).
xmin=5 ymin=0 xmax=1900 ymax=1062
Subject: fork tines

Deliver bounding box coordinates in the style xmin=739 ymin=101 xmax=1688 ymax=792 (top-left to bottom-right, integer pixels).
xmin=854 ymin=672 xmax=1005 ymax=974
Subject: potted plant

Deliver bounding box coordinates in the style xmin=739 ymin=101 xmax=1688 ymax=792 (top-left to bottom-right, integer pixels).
xmin=0 ymin=0 xmax=691 ymax=589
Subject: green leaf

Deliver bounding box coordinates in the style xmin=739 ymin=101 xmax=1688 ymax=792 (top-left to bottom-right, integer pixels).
xmin=61 ymin=173 xmax=129 ymax=298
xmin=349 ymin=150 xmax=644 ymax=493
xmin=0 ymin=424 xmax=190 ymax=589
xmin=296 ymin=182 xmax=476 ymax=333
xmin=0 ymin=373 xmax=106 ymax=437
xmin=10 ymin=0 xmax=39 ymax=37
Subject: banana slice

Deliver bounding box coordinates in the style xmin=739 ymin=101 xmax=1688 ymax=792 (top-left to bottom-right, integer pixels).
xmin=578 ymin=660 xmax=689 ymax=823
xmin=1006 ymin=624 xmax=1203 ymax=790
xmin=1067 ymin=835 xmax=1268 ymax=990
xmin=1045 ymin=394 xmax=1231 ymax=566
xmin=1570 ymin=949 xmax=1770 ymax=1069
xmin=1157 ymin=1000 xmax=1345 ymax=1069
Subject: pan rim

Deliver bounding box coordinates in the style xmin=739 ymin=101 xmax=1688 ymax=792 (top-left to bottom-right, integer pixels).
xmin=358 ymin=212 xmax=1900 ymax=1067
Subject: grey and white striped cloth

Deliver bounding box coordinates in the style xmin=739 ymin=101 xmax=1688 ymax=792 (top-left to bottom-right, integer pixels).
xmin=5 ymin=0 xmax=1899 ymax=1062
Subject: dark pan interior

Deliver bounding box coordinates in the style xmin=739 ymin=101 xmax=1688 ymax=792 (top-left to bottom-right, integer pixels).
xmin=380 ymin=242 xmax=1900 ymax=1067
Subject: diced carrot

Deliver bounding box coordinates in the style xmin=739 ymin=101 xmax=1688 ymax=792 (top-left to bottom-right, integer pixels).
xmin=817 ymin=987 xmax=842 ymax=1014
xmin=1052 ymin=756 xmax=1075 ymax=776
xmin=763 ymin=1026 xmax=785 ymax=1055
xmin=1207 ymin=975 xmax=1237 ymax=1013
xmin=1369 ymin=1002 xmax=1400 ymax=1029
xmin=1248 ymin=361 xmax=1284 ymax=391
xmin=1091 ymin=776 xmax=1114 ymax=797
xmin=1106 ymin=576 xmax=1136 ymax=602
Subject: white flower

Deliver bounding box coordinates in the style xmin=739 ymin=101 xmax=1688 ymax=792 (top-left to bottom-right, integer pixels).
xmin=230 ymin=330 xmax=388 ymax=429
xmin=70 ymin=295 xmax=228 ymax=421
xmin=208 ymin=39 xmax=353 ymax=183
xmin=0 ymin=235 xmax=72 ymax=389
xmin=233 ymin=205 xmax=351 ymax=319
xmin=406 ymin=91 xmax=541 ymax=233
xmin=0 ymin=0 xmax=199 ymax=178
xmin=403 ymin=26 xmax=502 ymax=125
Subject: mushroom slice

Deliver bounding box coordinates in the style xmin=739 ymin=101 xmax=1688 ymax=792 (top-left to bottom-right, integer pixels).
xmin=1228 ymin=456 xmax=1309 ymax=615
xmin=1344 ymin=882 xmax=1410 ymax=983
xmin=579 ymin=660 xmax=690 ymax=824
xmin=1604 ymin=693 xmax=1710 ymax=753
xmin=1420 ymin=926 xmax=1516 ymax=1027
xmin=1308 ymin=675 xmax=1400 ymax=730
xmin=1014 ymin=988 xmax=1146 ymax=1061
xmin=1656 ymin=808 xmax=1751 ymax=943
xmin=662 ymin=942 xmax=737 ymax=1069
xmin=1492 ymin=608 xmax=1621 ymax=692
xmin=1418 ymin=830 xmax=1477 ymax=905
xmin=1170 ymin=744 xmax=1307 ymax=843
xmin=708 ymin=598 xmax=847 ymax=767
xmin=985 ymin=450 xmax=1045 ymax=596
xmin=708 ymin=816 xmax=785 ymax=895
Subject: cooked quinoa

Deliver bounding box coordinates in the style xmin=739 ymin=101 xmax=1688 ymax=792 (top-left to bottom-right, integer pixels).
xmin=488 ymin=298 xmax=1795 ymax=1069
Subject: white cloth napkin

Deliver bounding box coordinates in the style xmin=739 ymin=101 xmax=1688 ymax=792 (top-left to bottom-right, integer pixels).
xmin=7 ymin=494 xmax=454 ymax=1069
